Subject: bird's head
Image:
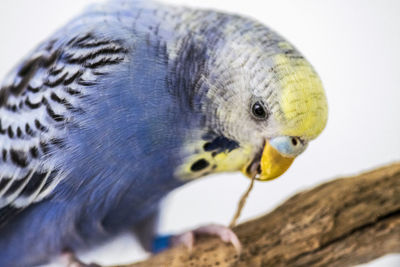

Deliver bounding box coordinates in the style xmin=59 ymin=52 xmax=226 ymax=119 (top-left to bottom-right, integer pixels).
xmin=174 ymin=14 xmax=328 ymax=181
xmin=206 ymin=30 xmax=327 ymax=181
xmin=240 ymin=50 xmax=328 ymax=181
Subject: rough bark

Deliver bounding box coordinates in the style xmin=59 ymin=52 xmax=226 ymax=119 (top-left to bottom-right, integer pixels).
xmin=115 ymin=163 xmax=400 ymax=267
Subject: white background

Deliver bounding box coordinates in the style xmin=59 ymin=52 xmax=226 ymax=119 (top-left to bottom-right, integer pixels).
xmin=0 ymin=0 xmax=399 ymax=266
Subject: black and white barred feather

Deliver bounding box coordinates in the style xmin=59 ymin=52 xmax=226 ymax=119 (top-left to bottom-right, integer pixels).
xmin=0 ymin=32 xmax=128 ymax=226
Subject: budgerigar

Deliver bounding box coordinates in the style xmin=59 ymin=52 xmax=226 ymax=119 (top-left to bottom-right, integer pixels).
xmin=0 ymin=0 xmax=328 ymax=266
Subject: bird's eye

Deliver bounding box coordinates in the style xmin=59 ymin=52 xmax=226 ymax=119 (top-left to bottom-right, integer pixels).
xmin=251 ymin=101 xmax=268 ymax=119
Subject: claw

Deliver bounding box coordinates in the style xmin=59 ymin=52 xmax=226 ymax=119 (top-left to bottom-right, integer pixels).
xmin=171 ymin=224 xmax=242 ymax=254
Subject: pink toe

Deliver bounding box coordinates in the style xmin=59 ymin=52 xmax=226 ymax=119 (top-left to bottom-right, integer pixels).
xmin=172 ymin=224 xmax=242 ymax=253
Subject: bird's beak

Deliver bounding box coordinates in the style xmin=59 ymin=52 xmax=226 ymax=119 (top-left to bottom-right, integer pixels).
xmin=258 ymin=140 xmax=294 ymax=181
xmin=242 ymin=140 xmax=295 ymax=181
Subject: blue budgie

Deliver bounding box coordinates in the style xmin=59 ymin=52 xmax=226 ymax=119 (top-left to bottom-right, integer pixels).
xmin=0 ymin=0 xmax=328 ymax=266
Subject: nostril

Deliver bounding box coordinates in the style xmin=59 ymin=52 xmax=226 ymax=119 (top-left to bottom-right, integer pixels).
xmin=291 ymin=137 xmax=298 ymax=146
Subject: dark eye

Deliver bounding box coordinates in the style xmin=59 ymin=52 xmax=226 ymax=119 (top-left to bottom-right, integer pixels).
xmin=251 ymin=101 xmax=268 ymax=119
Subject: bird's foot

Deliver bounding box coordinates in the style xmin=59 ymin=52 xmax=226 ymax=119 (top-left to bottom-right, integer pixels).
xmin=171 ymin=224 xmax=242 ymax=253
xmin=60 ymin=252 xmax=100 ymax=267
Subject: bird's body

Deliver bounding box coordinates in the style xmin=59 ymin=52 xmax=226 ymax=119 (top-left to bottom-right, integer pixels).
xmin=0 ymin=0 xmax=328 ymax=266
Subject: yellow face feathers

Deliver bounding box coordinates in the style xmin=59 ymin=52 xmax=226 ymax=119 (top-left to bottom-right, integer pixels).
xmin=176 ymin=139 xmax=254 ymax=181
xmin=273 ymin=54 xmax=328 ymax=140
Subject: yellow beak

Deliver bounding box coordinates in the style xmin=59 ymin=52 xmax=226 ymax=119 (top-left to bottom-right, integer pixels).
xmin=259 ymin=141 xmax=294 ymax=181
xmin=242 ymin=141 xmax=295 ymax=181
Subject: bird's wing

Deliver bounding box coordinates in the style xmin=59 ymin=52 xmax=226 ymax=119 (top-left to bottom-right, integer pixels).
xmin=0 ymin=31 xmax=129 ymax=227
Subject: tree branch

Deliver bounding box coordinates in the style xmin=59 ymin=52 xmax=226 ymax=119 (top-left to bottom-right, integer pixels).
xmin=116 ymin=163 xmax=400 ymax=267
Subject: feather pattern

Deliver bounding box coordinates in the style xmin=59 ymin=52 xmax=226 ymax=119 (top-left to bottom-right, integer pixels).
xmin=0 ymin=31 xmax=128 ymax=226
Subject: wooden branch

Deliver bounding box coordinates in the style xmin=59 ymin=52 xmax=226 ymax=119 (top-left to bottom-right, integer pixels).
xmin=116 ymin=163 xmax=400 ymax=267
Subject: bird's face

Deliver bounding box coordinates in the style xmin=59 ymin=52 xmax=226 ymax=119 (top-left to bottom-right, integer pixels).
xmin=205 ymin=40 xmax=328 ymax=181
